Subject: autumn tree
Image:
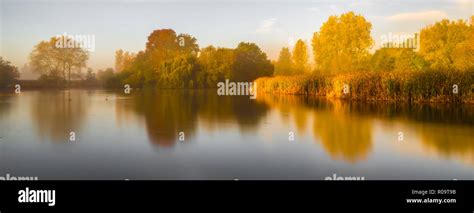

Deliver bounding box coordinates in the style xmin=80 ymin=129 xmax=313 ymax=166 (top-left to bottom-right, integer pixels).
xmin=0 ymin=57 xmax=20 ymax=88
xmin=176 ymin=33 xmax=200 ymax=56
xmin=127 ymin=29 xmax=200 ymax=86
xmin=292 ymin=40 xmax=309 ymax=74
xmin=312 ymin=11 xmax=373 ymax=74
xmin=420 ymin=17 xmax=473 ymax=71
xmin=115 ymin=49 xmax=136 ymax=72
xmin=30 ymin=36 xmax=89 ymax=82
xmin=111 ymin=29 xmax=273 ymax=88
xmin=274 ymin=47 xmax=293 ymax=75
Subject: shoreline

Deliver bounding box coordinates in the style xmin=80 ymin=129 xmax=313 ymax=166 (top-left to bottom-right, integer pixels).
xmin=255 ymin=70 xmax=474 ymax=104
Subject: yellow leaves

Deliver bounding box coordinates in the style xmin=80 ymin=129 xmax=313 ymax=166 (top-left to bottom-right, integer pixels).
xmin=419 ymin=18 xmax=473 ymax=71
xmin=274 ymin=47 xmax=293 ymax=76
xmin=291 ymin=39 xmax=309 ymax=74
xmin=312 ymin=11 xmax=373 ymax=74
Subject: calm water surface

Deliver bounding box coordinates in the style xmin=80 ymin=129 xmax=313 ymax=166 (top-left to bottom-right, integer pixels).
xmin=0 ymin=89 xmax=473 ymax=180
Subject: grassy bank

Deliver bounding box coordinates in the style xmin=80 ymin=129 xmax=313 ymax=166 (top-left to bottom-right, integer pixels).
xmin=255 ymin=70 xmax=474 ymax=103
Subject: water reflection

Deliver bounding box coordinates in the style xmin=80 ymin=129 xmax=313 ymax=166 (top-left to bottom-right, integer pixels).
xmin=259 ymin=93 xmax=474 ymax=165
xmin=0 ymin=94 xmax=15 ymax=119
xmin=124 ymin=89 xmax=199 ymax=147
xmin=30 ymin=90 xmax=88 ymax=142
xmin=417 ymin=124 xmax=474 ymax=165
xmin=115 ymin=89 xmax=270 ymax=147
xmin=258 ymin=94 xmax=373 ymax=163
xmin=21 ymin=88 xmax=474 ymax=167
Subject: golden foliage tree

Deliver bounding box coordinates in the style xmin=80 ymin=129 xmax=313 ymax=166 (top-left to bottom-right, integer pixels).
xmin=292 ymin=39 xmax=308 ymax=74
xmin=419 ymin=17 xmax=473 ymax=71
xmin=312 ymin=11 xmax=373 ymax=74
xmin=115 ymin=49 xmax=136 ymax=72
xmin=274 ymin=47 xmax=293 ymax=75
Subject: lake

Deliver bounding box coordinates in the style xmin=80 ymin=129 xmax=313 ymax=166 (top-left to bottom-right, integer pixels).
xmin=0 ymin=89 xmax=473 ymax=180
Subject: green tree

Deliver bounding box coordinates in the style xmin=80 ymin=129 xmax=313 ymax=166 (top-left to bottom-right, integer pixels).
xmin=292 ymin=40 xmax=308 ymax=74
xmin=158 ymin=55 xmax=200 ymax=88
xmin=0 ymin=57 xmax=20 ymax=88
xmin=370 ymin=48 xmax=396 ymax=72
xmin=129 ymin=29 xmax=200 ymax=86
xmin=232 ymin=42 xmax=273 ymax=81
xmin=394 ymin=49 xmax=428 ymax=72
xmin=274 ymin=47 xmax=293 ymax=75
xmin=312 ymin=11 xmax=373 ymax=74
xmin=198 ymin=46 xmax=234 ymax=87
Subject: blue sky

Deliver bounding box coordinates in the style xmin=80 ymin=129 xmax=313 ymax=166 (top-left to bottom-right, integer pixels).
xmin=1 ymin=0 xmax=472 ymax=70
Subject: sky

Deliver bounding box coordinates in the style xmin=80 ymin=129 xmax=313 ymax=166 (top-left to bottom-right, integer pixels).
xmin=0 ymin=0 xmax=472 ymax=72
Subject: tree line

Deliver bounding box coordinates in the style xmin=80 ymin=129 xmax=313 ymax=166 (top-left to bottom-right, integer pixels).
xmin=275 ymin=12 xmax=473 ymax=75
xmin=0 ymin=11 xmax=472 ymax=89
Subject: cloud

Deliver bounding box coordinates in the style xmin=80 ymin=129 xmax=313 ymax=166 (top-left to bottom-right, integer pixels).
xmin=255 ymin=18 xmax=276 ymax=34
xmin=456 ymin=0 xmax=471 ymax=7
xmin=385 ymin=10 xmax=448 ymax=22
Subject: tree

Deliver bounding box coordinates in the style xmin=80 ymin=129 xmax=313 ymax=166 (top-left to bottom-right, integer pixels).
xmin=394 ymin=49 xmax=428 ymax=72
xmin=158 ymin=55 xmax=200 ymax=88
xmin=29 ymin=36 xmax=89 ymax=82
xmin=292 ymin=40 xmax=308 ymax=74
xmin=123 ymin=51 xmax=147 ymax=87
xmin=312 ymin=11 xmax=373 ymax=74
xmin=419 ymin=18 xmax=472 ymax=71
xmin=0 ymin=57 xmax=20 ymax=88
xmin=85 ymin=68 xmax=96 ymax=82
xmin=370 ymin=48 xmax=396 ymax=72
xmin=176 ymin=33 xmax=200 ymax=56
xmin=136 ymin=29 xmax=200 ymax=85
xmin=274 ymin=47 xmax=293 ymax=75
xmin=97 ymin=68 xmax=115 ymax=85
xmin=451 ymin=16 xmax=474 ymax=71
xmin=232 ymin=42 xmax=273 ymax=81
xmin=371 ymin=48 xmax=428 ymax=72
xmin=115 ymin=49 xmax=136 ymax=72
xmin=198 ymin=46 xmax=234 ymax=87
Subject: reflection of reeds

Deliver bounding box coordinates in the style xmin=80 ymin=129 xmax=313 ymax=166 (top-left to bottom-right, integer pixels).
xmin=255 ymin=70 xmax=474 ymax=103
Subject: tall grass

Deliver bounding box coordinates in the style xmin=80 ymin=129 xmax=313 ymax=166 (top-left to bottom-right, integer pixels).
xmin=255 ymin=70 xmax=474 ymax=103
